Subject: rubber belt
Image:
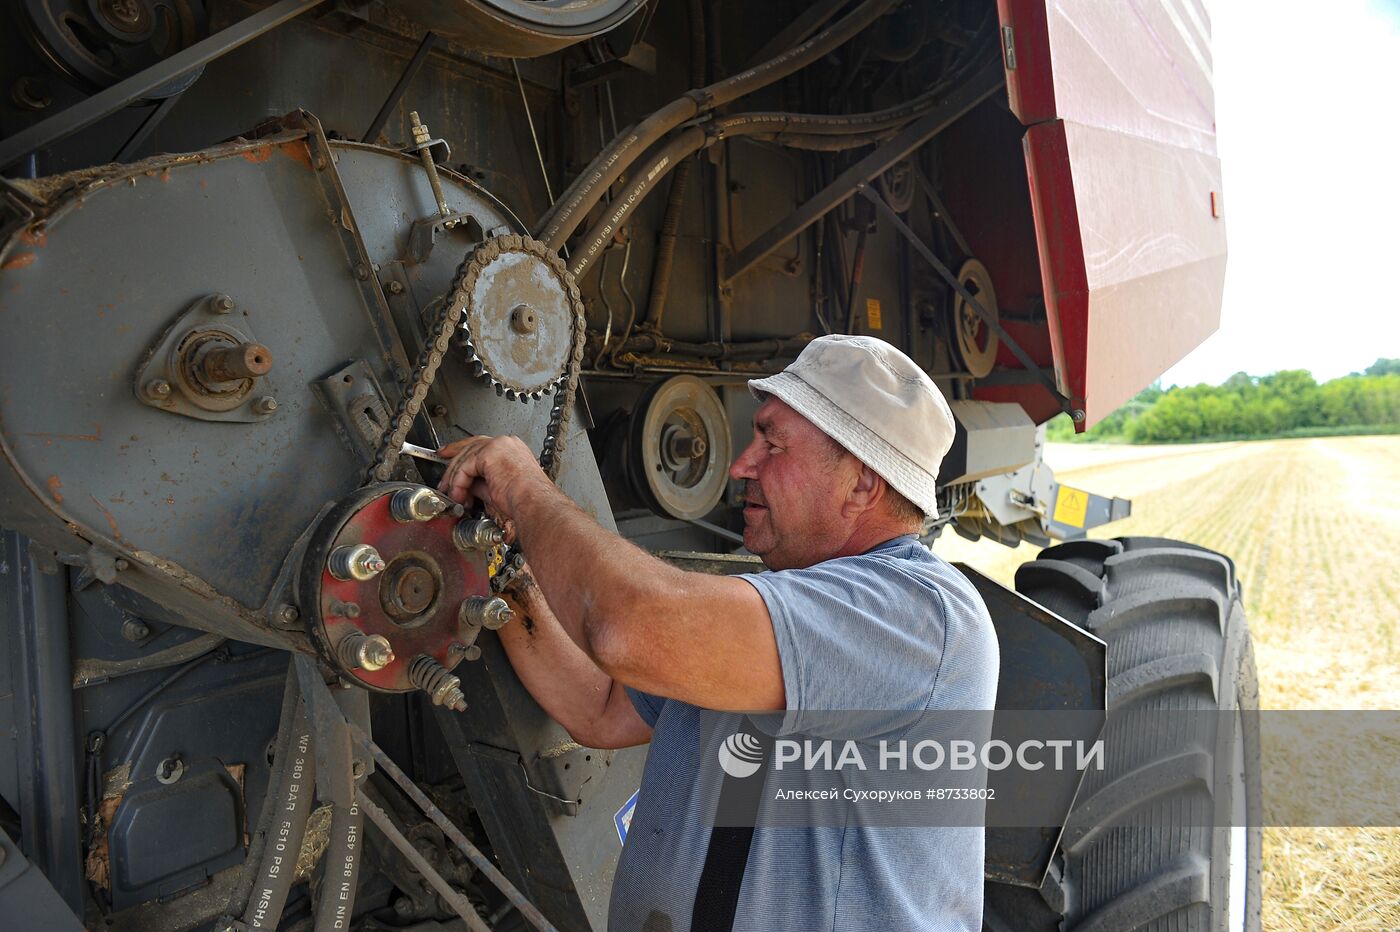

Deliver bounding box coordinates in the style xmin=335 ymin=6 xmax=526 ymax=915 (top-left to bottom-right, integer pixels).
xmin=690 ymin=719 xmax=776 ymax=931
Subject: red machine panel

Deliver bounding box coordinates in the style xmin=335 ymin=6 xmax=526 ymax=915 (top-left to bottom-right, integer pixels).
xmin=995 ymin=0 xmax=1228 ymax=427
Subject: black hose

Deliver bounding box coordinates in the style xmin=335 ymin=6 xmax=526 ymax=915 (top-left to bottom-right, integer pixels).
xmin=225 ymin=667 xmax=302 ymax=918
xmin=537 ymin=0 xmax=901 ymax=251
xmin=312 ymin=800 xmax=361 ymax=932
xmin=568 ymin=127 xmax=707 ymax=277
xmin=240 ymin=693 xmax=316 ymax=929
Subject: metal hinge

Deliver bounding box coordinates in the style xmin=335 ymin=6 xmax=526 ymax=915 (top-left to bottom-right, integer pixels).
xmin=1002 ymin=25 xmax=1017 ymax=70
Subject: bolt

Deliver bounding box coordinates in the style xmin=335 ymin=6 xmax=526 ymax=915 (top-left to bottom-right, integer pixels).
xmin=201 ymin=342 xmax=273 ymax=382
xmin=390 ymin=486 xmax=450 ymax=523
xmin=156 ymin=754 xmax=185 ymax=784
xmin=407 ymin=655 xmax=467 ymax=712
xmin=328 ymin=544 xmax=386 ymax=581
xmin=452 ymin=517 xmax=504 ymax=552
xmin=387 ymin=280 xmax=405 ymax=295
xmin=1071 ymin=408 xmax=1086 ymax=423
xmin=277 ymin=604 xmax=300 ymax=625
xmin=144 ymin=379 xmax=172 ymax=401
xmin=313 ymin=155 xmax=327 ymax=171
xmin=121 ymin=619 xmax=150 ymax=642
xmin=352 ymin=760 xmax=366 ymax=778
xmin=343 ymin=601 xmax=362 ymax=619
xmin=459 ymin=595 xmax=514 ymax=631
xmin=356 ymin=264 xmax=369 ymax=281
xmin=114 ymin=557 xmax=130 ymax=571
xmin=510 ymin=305 xmax=539 ymax=335
xmin=410 ymin=111 xmax=452 ymax=219
xmin=212 ymin=294 xmax=235 ymax=313
xmin=429 ymin=404 xmax=448 ymax=418
xmin=254 ymin=396 xmax=278 ymax=415
xmin=463 ymin=644 xmax=482 ymax=661
xmin=337 ymin=633 xmax=395 ymax=672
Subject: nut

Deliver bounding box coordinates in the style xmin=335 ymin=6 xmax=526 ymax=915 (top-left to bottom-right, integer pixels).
xmin=144 ymin=379 xmax=172 ymax=401
xmin=328 ymin=544 xmax=386 ymax=581
xmin=459 ymin=595 xmax=514 ymax=631
xmin=390 ymin=487 xmax=450 ymax=523
xmin=213 ymin=295 xmax=235 ymax=314
xmin=338 ymin=633 xmax=395 ymax=672
xmin=121 ymin=619 xmax=150 ymax=642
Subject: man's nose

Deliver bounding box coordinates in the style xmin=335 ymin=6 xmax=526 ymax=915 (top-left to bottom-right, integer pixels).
xmin=729 ymin=438 xmax=759 ymax=481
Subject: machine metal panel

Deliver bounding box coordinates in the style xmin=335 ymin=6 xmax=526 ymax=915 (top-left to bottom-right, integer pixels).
xmin=1000 ymin=0 xmax=1227 ymax=426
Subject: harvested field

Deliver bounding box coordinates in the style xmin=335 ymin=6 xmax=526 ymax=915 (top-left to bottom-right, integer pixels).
xmin=933 ymin=435 xmax=1400 ymax=930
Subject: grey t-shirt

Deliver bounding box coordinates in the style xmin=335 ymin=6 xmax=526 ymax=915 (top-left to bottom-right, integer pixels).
xmin=612 ymin=535 xmax=999 ymax=931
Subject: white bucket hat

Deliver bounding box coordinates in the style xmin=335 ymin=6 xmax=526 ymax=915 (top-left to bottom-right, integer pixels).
xmin=748 ymin=335 xmax=955 ymax=518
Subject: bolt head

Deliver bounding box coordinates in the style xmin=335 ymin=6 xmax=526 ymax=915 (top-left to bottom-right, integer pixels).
xmin=121 ymin=619 xmax=150 ymax=642
xmin=254 ymin=396 xmax=278 ymax=415
xmin=278 ymin=604 xmax=300 ymax=625
xmin=144 ymin=379 xmax=172 ymax=400
xmin=356 ymin=264 xmax=370 ymax=281
xmin=343 ymin=601 xmax=362 ymax=619
xmin=214 ymin=295 xmax=234 ymax=313
xmin=388 ymin=280 xmax=405 ymax=295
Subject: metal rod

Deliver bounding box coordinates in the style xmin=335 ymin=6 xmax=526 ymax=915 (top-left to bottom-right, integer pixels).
xmin=513 ymin=59 xmax=555 ymax=205
xmin=356 ymin=790 xmax=493 ymax=932
xmin=857 ymin=184 xmax=1079 ymax=416
xmin=722 ymin=61 xmax=1003 ymax=284
xmin=0 ymin=0 xmax=329 ymax=170
xmin=114 ymin=92 xmax=183 ymax=162
xmin=350 ymin=725 xmax=560 ymax=932
xmin=682 ymin=516 xmax=745 ymax=545
xmin=363 ymin=31 xmax=437 ymax=143
xmin=915 ymin=167 xmax=971 ymax=257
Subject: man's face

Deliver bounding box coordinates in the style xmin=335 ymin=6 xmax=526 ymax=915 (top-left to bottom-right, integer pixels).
xmin=728 ymin=397 xmax=857 ymax=570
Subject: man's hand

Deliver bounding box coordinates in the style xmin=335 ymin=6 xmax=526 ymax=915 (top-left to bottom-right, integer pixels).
xmin=435 ymin=435 xmax=555 ymax=527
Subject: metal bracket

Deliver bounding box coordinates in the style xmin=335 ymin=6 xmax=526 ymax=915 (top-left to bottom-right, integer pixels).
xmin=310 ymin=359 xmax=395 ymax=469
xmin=132 ymin=294 xmax=279 ymax=423
xmin=406 ymin=210 xmax=485 ymax=264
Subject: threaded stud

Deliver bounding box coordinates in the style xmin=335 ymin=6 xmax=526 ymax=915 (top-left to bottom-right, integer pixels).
xmin=408 ymin=655 xmax=467 ymax=712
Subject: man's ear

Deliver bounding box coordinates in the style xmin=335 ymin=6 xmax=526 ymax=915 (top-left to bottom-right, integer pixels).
xmin=843 ymin=462 xmax=885 ymax=517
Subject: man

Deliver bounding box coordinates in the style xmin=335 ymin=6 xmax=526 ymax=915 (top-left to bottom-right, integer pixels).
xmin=437 ymin=334 xmax=999 ymax=931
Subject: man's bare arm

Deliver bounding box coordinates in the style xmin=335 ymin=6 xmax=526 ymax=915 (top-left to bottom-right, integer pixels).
xmin=497 ymin=573 xmax=653 ymax=750
xmin=438 ymin=435 xmax=785 ymax=712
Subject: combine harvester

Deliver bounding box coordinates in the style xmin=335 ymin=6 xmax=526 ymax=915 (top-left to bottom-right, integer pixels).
xmin=0 ymin=0 xmax=1254 ymax=928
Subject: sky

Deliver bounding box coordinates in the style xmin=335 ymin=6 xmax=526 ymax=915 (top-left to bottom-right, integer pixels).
xmin=1159 ymin=0 xmax=1400 ymax=387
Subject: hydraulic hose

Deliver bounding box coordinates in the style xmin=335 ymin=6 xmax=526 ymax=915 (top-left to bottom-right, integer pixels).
xmin=312 ymin=800 xmax=361 ymax=932
xmin=537 ymin=0 xmax=900 ymax=252
xmin=240 ymin=697 xmax=316 ymax=929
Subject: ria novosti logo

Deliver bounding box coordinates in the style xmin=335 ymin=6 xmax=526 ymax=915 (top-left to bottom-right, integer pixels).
xmin=717 ymin=732 xmax=765 ymax=778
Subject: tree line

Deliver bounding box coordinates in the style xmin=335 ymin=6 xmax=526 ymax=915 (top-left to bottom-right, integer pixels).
xmin=1045 ymin=358 xmax=1400 ymax=443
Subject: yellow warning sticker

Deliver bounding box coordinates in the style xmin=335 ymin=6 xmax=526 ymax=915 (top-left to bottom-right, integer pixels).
xmin=1053 ymin=485 xmax=1089 ymax=528
xmin=865 ymin=297 xmax=883 ymax=330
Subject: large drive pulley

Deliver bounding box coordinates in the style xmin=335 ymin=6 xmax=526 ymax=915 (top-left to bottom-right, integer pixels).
xmin=626 ymin=376 xmax=732 ymax=521
xmin=17 ymin=0 xmax=208 ymax=98
xmin=952 ymin=258 xmax=1000 ymax=378
xmin=299 ymin=482 xmax=515 ymax=710
xmin=397 ymin=0 xmax=649 ymax=58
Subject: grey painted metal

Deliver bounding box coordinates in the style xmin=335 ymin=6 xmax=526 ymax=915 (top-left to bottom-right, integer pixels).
xmin=1 ymin=531 xmax=84 ymax=913
xmin=0 ymin=0 xmax=330 ymax=170
xmin=0 ymin=826 xmax=84 ymax=930
xmin=939 ymin=401 xmax=1037 ymax=485
xmin=951 ymin=563 xmax=1106 ymax=888
xmin=721 ymin=61 xmax=1004 ymax=283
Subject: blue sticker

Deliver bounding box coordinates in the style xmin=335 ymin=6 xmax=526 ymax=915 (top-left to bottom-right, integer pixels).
xmin=614 ymin=789 xmax=639 ymax=845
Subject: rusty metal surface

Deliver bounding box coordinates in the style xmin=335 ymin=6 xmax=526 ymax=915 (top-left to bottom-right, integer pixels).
xmin=0 ymin=131 xmax=602 ymax=646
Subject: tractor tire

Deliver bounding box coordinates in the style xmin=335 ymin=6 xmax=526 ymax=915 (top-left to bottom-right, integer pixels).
xmin=983 ymin=537 xmax=1262 ymax=932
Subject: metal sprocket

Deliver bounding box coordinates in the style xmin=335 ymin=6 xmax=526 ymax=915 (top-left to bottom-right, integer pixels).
xmin=457 ymin=235 xmax=582 ymax=401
